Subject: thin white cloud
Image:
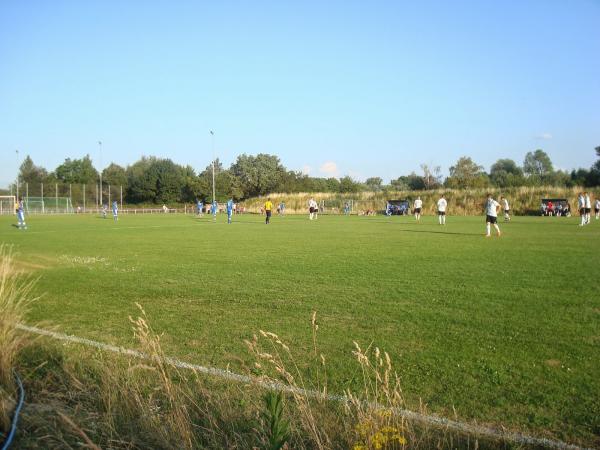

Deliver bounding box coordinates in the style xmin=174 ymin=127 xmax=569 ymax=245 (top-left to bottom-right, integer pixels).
xmin=301 ymin=165 xmax=312 ymax=175
xmin=319 ymin=161 xmax=339 ymax=177
xmin=535 ymin=133 xmax=553 ymax=140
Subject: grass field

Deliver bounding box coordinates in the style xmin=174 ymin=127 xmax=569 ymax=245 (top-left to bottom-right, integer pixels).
xmin=1 ymin=211 xmax=599 ymax=446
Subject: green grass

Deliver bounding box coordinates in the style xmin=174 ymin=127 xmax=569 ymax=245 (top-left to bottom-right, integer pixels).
xmin=1 ymin=212 xmax=599 ymax=445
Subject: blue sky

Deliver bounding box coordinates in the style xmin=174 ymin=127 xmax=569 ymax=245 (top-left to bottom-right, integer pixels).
xmin=1 ymin=0 xmax=599 ymax=187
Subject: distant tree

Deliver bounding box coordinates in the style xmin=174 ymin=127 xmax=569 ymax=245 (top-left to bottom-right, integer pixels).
xmin=54 ymin=155 xmax=98 ymax=184
xmin=490 ymin=158 xmax=522 ymax=176
xmin=587 ymin=160 xmax=600 ymax=187
xmin=569 ymin=169 xmax=589 ymax=187
xmin=197 ymin=158 xmax=223 ymax=200
xmin=230 ymin=154 xmax=287 ymax=198
xmin=148 ymin=158 xmax=185 ymax=203
xmin=125 ymin=156 xmax=185 ymax=203
xmin=389 ymin=176 xmax=409 ymax=191
xmin=523 ymin=149 xmax=553 ymax=178
xmin=420 ymin=164 xmax=442 ymax=189
xmin=125 ymin=156 xmax=155 ymax=202
xmin=406 ymin=173 xmax=426 ymax=190
xmin=18 ymin=155 xmax=48 ymax=186
xmin=102 ymin=163 xmax=127 ymax=188
xmin=339 ymin=176 xmax=360 ymax=193
xmin=325 ymin=177 xmax=341 ymax=192
xmin=446 ymin=156 xmax=487 ymax=189
xmin=545 ymin=170 xmax=570 ymax=187
xmin=490 ymin=158 xmax=525 ymax=187
xmin=588 ymin=146 xmax=600 ymax=187
xmin=276 ymin=170 xmax=301 ymax=193
xmin=216 ymin=170 xmax=244 ymax=201
xmin=365 ymin=177 xmax=383 ymax=191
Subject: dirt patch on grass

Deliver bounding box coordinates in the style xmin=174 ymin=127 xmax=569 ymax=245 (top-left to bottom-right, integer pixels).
xmin=544 ymin=359 xmax=561 ymax=368
xmin=6 ymin=260 xmax=48 ymax=275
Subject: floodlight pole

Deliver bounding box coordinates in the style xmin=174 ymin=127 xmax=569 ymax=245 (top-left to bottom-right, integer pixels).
xmin=98 ymin=141 xmax=103 ymax=207
xmin=15 ymin=149 xmax=19 ymax=200
xmin=211 ymin=131 xmax=216 ymax=204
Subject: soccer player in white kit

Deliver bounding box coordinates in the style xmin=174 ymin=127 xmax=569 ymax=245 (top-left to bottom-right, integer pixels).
xmin=413 ymin=197 xmax=423 ymax=221
xmin=577 ymin=193 xmax=585 ymax=226
xmin=500 ymin=196 xmax=511 ymax=221
xmin=308 ymin=198 xmax=318 ymax=220
xmin=485 ymin=194 xmax=501 ymax=237
xmin=584 ymin=192 xmax=591 ymax=225
xmin=437 ymin=195 xmax=447 ymax=225
xmin=595 ymin=198 xmax=600 ymax=220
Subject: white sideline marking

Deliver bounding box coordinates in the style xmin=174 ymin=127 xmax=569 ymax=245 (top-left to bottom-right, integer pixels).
xmin=16 ymin=323 xmax=588 ymax=450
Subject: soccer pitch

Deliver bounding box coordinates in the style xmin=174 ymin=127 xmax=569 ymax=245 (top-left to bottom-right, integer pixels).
xmin=1 ymin=212 xmax=599 ymax=443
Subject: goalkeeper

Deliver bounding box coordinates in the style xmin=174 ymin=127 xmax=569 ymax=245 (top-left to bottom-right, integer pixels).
xmin=15 ymin=198 xmax=27 ymax=230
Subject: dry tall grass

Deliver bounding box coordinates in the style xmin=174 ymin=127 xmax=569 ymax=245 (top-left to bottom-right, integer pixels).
xmin=0 ymin=245 xmax=37 ymax=432
xmin=10 ymin=304 xmax=550 ymax=448
xmin=96 ymin=303 xmax=198 ymax=448
xmin=245 ymin=313 xmax=496 ymax=449
xmin=241 ymin=186 xmax=599 ymax=216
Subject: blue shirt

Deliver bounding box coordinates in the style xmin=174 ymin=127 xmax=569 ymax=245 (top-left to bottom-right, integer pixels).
xmin=112 ymin=202 xmax=118 ymax=211
xmin=226 ymin=200 xmax=233 ymax=213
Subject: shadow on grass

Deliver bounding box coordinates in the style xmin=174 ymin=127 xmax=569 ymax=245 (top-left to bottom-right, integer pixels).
xmin=364 ymin=219 xmax=481 ymax=236
xmin=396 ymin=228 xmax=482 ymax=237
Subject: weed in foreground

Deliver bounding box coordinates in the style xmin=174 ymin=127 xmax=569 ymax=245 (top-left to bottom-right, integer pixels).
xmin=0 ymin=245 xmax=37 ymax=433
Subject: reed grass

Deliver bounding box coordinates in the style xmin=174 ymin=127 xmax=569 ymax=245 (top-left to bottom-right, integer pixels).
xmin=242 ymin=186 xmax=599 ymax=215
xmin=0 ymin=245 xmax=37 ymax=433
xmin=8 ymin=306 xmax=521 ymax=449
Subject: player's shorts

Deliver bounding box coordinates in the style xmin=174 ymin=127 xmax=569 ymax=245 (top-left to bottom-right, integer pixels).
xmin=579 ymin=208 xmax=585 ymax=215
xmin=266 ymin=210 xmax=272 ymax=217
xmin=438 ymin=211 xmax=445 ymax=216
xmin=585 ymin=208 xmax=591 ymax=214
xmin=414 ymin=208 xmax=421 ymax=214
xmin=17 ymin=211 xmax=25 ymax=221
xmin=504 ymin=209 xmax=510 ymax=213
xmin=595 ymin=208 xmax=600 ymax=213
xmin=309 ymin=207 xmax=315 ymax=213
xmin=486 ymin=215 xmax=497 ymax=224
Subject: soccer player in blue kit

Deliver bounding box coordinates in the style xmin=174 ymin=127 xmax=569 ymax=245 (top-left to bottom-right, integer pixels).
xmin=226 ymin=199 xmax=234 ymax=224
xmin=16 ymin=198 xmax=27 ymax=229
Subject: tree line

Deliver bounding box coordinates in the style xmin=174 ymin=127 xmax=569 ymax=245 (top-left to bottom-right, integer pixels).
xmin=13 ymin=147 xmax=600 ymax=204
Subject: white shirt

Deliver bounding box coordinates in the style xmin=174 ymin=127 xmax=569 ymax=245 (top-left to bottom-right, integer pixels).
xmin=578 ymin=196 xmax=585 ymax=208
xmin=308 ymin=199 xmax=318 ymax=208
xmin=414 ymin=199 xmax=422 ymax=209
xmin=584 ymin=195 xmax=591 ymax=208
xmin=437 ymin=198 xmax=447 ymax=212
xmin=486 ymin=199 xmax=500 ymax=217
xmin=502 ymin=199 xmax=509 ymax=210
xmin=595 ymin=199 xmax=600 ymax=209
